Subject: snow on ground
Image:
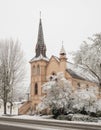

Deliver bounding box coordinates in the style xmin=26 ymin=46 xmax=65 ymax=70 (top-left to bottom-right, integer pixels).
xmin=0 ymin=101 xmax=22 ymax=115
xmin=0 ymin=114 xmax=54 ymax=121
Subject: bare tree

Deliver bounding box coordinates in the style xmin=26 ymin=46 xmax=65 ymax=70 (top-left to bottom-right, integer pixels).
xmin=0 ymin=39 xmax=26 ymax=114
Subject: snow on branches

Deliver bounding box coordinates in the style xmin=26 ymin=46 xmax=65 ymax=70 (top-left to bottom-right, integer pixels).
xmin=73 ymin=33 xmax=101 ymax=89
xmin=37 ymin=72 xmax=72 ymax=112
xmin=37 ymin=73 xmax=100 ymax=116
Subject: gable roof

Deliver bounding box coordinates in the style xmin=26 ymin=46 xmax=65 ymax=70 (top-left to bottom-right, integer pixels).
xmin=67 ymin=61 xmax=97 ymax=82
xmin=49 ymin=55 xmax=97 ymax=82
xmin=48 ymin=55 xmax=60 ymax=63
xmin=53 ymin=56 xmax=60 ymax=62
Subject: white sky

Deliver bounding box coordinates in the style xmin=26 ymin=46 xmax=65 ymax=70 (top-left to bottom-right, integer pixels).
xmin=0 ymin=0 xmax=101 ymax=87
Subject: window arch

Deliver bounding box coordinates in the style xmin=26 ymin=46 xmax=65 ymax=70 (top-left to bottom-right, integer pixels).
xmin=77 ymin=82 xmax=80 ymax=89
xmin=51 ymin=72 xmax=56 ymax=76
xmin=52 ymin=72 xmax=56 ymax=75
xmin=86 ymin=84 xmax=89 ymax=91
xmin=37 ymin=65 xmax=40 ymax=75
xmin=32 ymin=65 xmax=36 ymax=75
xmin=34 ymin=83 xmax=38 ymax=95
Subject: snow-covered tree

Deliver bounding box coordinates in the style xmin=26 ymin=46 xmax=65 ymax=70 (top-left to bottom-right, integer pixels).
xmin=37 ymin=73 xmax=100 ymax=117
xmin=73 ymin=33 xmax=101 ymax=93
xmin=0 ymin=39 xmax=26 ymax=114
xmin=92 ymin=99 xmax=101 ymax=116
xmin=72 ymin=86 xmax=98 ymax=114
xmin=37 ymin=73 xmax=73 ymax=115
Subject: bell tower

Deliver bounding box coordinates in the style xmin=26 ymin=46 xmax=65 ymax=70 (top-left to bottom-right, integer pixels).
xmin=59 ymin=43 xmax=67 ymax=75
xmin=29 ymin=16 xmax=48 ymax=113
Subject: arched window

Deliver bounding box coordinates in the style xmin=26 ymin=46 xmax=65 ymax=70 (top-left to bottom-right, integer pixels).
xmin=77 ymin=82 xmax=80 ymax=89
xmin=34 ymin=83 xmax=38 ymax=95
xmin=86 ymin=84 xmax=89 ymax=91
xmin=37 ymin=65 xmax=40 ymax=75
xmin=33 ymin=65 xmax=36 ymax=75
xmin=52 ymin=72 xmax=56 ymax=75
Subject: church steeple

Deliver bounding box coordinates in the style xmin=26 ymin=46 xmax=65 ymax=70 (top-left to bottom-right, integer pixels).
xmin=60 ymin=44 xmax=66 ymax=55
xmin=59 ymin=42 xmax=67 ymax=74
xmin=60 ymin=42 xmax=66 ymax=57
xmin=35 ymin=17 xmax=46 ymax=57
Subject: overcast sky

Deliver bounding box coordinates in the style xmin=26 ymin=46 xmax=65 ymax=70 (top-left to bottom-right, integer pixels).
xmin=0 ymin=0 xmax=101 ymax=87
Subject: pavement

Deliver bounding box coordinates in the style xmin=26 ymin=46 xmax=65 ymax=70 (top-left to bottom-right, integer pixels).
xmin=0 ymin=121 xmax=79 ymax=130
xmin=0 ymin=124 xmax=33 ymax=130
xmin=0 ymin=117 xmax=101 ymax=130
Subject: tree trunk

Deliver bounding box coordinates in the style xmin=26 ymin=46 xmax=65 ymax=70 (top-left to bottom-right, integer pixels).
xmin=10 ymin=102 xmax=13 ymax=115
xmin=98 ymin=80 xmax=101 ymax=96
xmin=4 ymin=101 xmax=7 ymax=114
xmin=4 ymin=87 xmax=7 ymax=115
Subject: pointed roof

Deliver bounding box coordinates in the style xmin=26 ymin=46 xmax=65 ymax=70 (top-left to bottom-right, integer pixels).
xmin=35 ymin=17 xmax=47 ymax=58
xmin=60 ymin=44 xmax=66 ymax=55
xmin=37 ymin=18 xmax=44 ymax=45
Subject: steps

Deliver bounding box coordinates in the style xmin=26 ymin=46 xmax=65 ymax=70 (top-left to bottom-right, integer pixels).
xmin=18 ymin=101 xmax=31 ymax=115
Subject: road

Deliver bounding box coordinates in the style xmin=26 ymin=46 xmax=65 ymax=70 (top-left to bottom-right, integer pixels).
xmin=0 ymin=121 xmax=74 ymax=130
xmin=0 ymin=117 xmax=101 ymax=130
xmin=0 ymin=123 xmax=79 ymax=130
xmin=0 ymin=120 xmax=65 ymax=130
xmin=0 ymin=125 xmax=33 ymax=130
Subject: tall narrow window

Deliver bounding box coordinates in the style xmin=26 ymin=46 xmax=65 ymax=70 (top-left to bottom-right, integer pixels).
xmin=34 ymin=83 xmax=38 ymax=95
xmin=86 ymin=84 xmax=89 ymax=91
xmin=77 ymin=82 xmax=80 ymax=89
xmin=37 ymin=65 xmax=40 ymax=75
xmin=33 ymin=65 xmax=36 ymax=75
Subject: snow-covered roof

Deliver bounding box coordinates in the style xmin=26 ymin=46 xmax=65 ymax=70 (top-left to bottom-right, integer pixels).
xmin=67 ymin=62 xmax=97 ymax=82
xmin=67 ymin=69 xmax=86 ymax=81
xmin=30 ymin=54 xmax=97 ymax=82
xmin=52 ymin=56 xmax=97 ymax=82
xmin=30 ymin=54 xmax=49 ymax=62
xmin=53 ymin=56 xmax=60 ymax=62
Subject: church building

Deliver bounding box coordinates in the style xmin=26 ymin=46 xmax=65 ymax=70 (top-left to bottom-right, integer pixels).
xmin=18 ymin=17 xmax=96 ymax=115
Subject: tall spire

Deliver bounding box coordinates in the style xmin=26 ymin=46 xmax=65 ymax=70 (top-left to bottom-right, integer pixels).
xmin=37 ymin=17 xmax=44 ymax=45
xmin=35 ymin=15 xmax=47 ymax=57
xmin=60 ymin=41 xmax=66 ymax=55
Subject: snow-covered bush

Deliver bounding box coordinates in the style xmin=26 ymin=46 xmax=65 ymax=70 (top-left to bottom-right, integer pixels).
xmin=72 ymin=86 xmax=98 ymax=114
xmin=37 ymin=73 xmax=100 ymax=118
xmin=72 ymin=114 xmax=98 ymax=122
xmin=37 ymin=72 xmax=73 ymax=116
xmin=90 ymin=99 xmax=101 ymax=117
